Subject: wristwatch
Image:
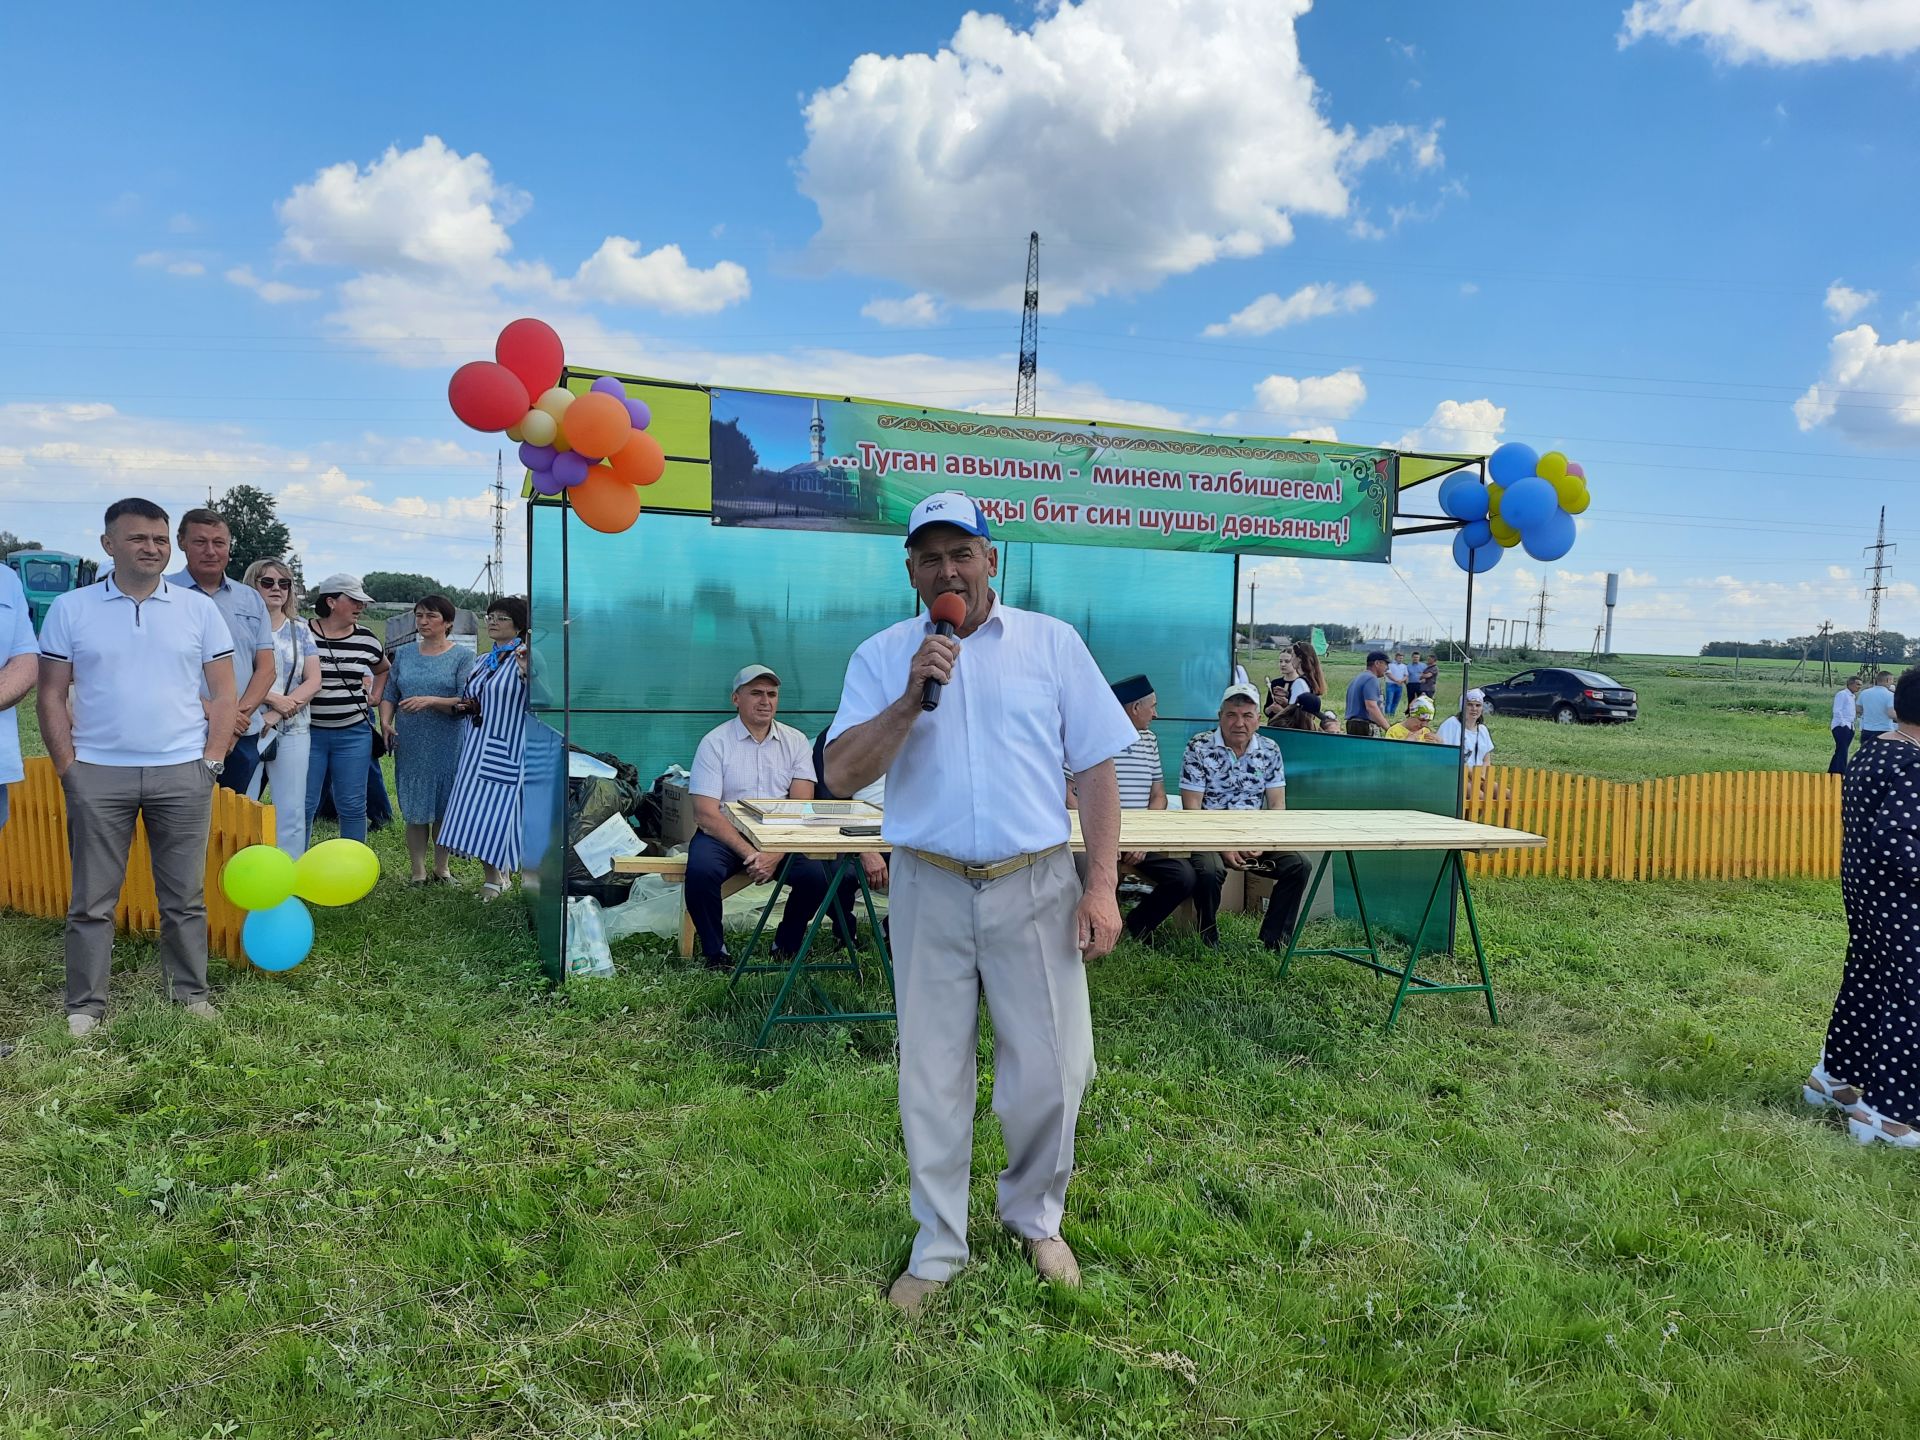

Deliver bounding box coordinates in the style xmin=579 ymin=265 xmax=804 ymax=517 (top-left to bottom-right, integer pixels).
xmin=203 ymin=758 xmax=225 ymax=778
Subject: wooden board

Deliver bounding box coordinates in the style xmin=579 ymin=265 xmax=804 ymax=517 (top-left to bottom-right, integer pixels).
xmin=699 ymin=804 xmax=1546 ymax=859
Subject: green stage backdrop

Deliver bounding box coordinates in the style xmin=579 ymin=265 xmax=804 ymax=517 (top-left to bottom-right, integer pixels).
xmin=707 ymin=388 xmax=1396 ymax=563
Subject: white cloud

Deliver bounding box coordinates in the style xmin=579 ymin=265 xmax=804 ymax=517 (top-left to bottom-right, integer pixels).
xmin=1824 ymin=281 xmax=1876 ymax=323
xmin=571 ymin=238 xmax=750 ymax=314
xmin=167 ymin=213 xmax=197 ymax=235
xmin=226 ymin=265 xmax=320 ymax=304
xmin=1620 ymin=0 xmax=1920 ymax=63
xmin=861 ymin=293 xmax=946 ymax=327
xmin=135 ymin=251 xmax=205 ymax=278
xmin=1794 ymin=324 xmax=1920 ymax=444
xmin=1393 ymin=398 xmax=1507 ymax=453
xmin=1246 ymin=371 xmax=1367 ymax=435
xmin=797 ymin=0 xmax=1443 ymax=308
xmin=1202 ymin=281 xmax=1375 ymax=337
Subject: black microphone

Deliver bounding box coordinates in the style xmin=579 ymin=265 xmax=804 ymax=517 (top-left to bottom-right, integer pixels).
xmin=920 ymin=592 xmax=968 ymax=712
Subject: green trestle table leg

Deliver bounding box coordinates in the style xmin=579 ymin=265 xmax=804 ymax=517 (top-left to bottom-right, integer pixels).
xmin=727 ymin=855 xmax=898 ymax=1048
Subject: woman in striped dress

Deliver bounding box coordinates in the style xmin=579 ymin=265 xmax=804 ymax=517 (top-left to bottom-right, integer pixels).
xmin=440 ymin=597 xmax=530 ymax=901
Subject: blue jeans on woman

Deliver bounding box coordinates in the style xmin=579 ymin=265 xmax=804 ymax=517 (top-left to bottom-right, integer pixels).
xmin=305 ymin=722 xmax=372 ymax=845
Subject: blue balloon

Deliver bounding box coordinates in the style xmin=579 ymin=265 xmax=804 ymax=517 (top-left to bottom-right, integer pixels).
xmin=1453 ymin=531 xmax=1502 ymax=574
xmin=1488 ymin=442 xmax=1539 ymax=487
xmin=1521 ymin=505 xmax=1577 ymax=562
xmin=1442 ymin=481 xmax=1490 ymax=523
xmin=1501 ymin=476 xmax=1558 ymax=531
xmin=243 ymin=898 xmax=313 ymax=973
xmin=1460 ymin=519 xmax=1493 ymax=548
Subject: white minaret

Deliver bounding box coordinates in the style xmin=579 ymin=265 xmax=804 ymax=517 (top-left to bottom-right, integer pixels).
xmin=809 ymin=398 xmax=825 ymax=466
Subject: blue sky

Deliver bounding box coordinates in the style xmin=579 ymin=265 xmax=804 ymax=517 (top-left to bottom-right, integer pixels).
xmin=4 ymin=0 xmax=1919 ymax=652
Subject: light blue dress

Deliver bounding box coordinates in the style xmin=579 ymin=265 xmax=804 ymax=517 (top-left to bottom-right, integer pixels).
xmin=386 ymin=642 xmax=474 ymax=824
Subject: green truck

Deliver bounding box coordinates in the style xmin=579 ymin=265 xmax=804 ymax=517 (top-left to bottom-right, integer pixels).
xmin=6 ymin=549 xmax=98 ymax=632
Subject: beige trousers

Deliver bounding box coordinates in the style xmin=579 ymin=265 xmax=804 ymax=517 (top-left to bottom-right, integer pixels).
xmin=890 ymin=847 xmax=1094 ymax=1282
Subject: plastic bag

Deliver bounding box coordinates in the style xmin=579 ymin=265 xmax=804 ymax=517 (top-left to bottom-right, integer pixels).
xmin=565 ymin=896 xmax=616 ymax=980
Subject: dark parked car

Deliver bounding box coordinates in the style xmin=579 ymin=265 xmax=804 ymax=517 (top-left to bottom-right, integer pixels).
xmin=1481 ymin=667 xmax=1638 ymax=724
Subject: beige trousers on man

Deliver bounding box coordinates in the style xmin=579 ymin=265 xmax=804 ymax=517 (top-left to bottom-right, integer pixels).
xmin=62 ymin=759 xmax=214 ymax=1018
xmin=890 ymin=846 xmax=1094 ymax=1282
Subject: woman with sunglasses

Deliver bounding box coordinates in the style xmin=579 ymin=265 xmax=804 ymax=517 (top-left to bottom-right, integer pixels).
xmin=242 ymin=558 xmax=322 ymax=856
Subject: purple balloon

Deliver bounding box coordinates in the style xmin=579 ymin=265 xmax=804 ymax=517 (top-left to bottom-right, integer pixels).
xmin=590 ymin=375 xmax=628 ymax=399
xmin=622 ymin=397 xmax=651 ymax=430
xmin=552 ymin=451 xmax=593 ymax=488
xmin=518 ymin=441 xmax=556 ymax=472
xmin=530 ymin=468 xmax=568 ymax=496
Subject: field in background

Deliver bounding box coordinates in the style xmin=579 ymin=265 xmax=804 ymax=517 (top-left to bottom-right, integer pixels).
xmin=1236 ymin=648 xmax=1847 ymax=782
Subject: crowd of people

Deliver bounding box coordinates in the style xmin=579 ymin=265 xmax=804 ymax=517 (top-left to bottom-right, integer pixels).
xmin=0 ymin=498 xmax=535 ymax=1035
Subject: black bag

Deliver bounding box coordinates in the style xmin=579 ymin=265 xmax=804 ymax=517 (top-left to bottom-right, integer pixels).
xmin=565 ymin=746 xmax=643 ymax=898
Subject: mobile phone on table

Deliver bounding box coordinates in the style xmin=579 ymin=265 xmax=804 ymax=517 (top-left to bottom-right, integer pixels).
xmin=839 ymin=824 xmax=882 ymax=837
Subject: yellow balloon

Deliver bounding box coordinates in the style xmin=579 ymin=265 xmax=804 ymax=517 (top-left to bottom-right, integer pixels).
xmin=1487 ymin=482 xmax=1505 ymax=517
xmin=1490 ymin=516 xmax=1522 ymax=548
xmin=1536 ymin=450 xmax=1569 ymax=483
xmin=293 ymin=838 xmax=381 ymax=907
xmin=519 ymin=407 xmax=557 ymax=447
xmin=1561 ymin=484 xmax=1591 ymax=516
xmin=504 ymin=422 xmax=525 ymax=443
xmin=222 ymin=844 xmax=296 ymax=911
xmin=534 ymin=386 xmax=575 ymax=422
xmin=1550 ymin=471 xmax=1583 ymax=507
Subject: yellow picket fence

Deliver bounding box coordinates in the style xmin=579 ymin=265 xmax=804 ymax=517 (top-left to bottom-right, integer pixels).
xmin=1461 ymin=764 xmax=1843 ymax=881
xmin=0 ymin=756 xmax=274 ymax=960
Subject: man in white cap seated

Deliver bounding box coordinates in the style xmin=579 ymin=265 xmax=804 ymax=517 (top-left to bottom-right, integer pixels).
xmin=1180 ymin=681 xmax=1314 ymax=952
xmin=686 ymin=663 xmax=830 ymax=971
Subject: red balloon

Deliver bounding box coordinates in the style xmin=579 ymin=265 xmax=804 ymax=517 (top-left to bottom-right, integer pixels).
xmin=608 ymin=429 xmax=667 ymax=487
xmin=569 ymin=469 xmax=642 ymax=534
xmin=495 ymin=318 xmax=564 ymax=401
xmin=448 ymin=361 xmax=529 ymax=432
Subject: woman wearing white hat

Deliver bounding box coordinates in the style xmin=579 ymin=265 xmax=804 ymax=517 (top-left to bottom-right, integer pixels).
xmin=303 ymin=573 xmax=389 ymax=847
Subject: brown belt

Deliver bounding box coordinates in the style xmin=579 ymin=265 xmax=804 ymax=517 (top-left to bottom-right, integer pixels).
xmin=905 ymin=844 xmax=1066 ymax=883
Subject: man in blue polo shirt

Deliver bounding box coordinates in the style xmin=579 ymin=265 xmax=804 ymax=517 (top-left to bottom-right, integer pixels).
xmin=38 ymin=497 xmax=237 ymax=1037
xmin=169 ymin=508 xmax=275 ymax=794
xmin=0 ymin=562 xmax=40 ymax=834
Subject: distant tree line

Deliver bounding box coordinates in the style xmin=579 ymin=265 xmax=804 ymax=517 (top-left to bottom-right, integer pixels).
xmin=362 ymin=571 xmax=497 ymax=612
xmin=1701 ymin=630 xmax=1912 ymax=663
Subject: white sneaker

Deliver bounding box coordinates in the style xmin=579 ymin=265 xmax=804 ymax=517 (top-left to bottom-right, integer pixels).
xmin=182 ymin=1001 xmax=220 ymax=1020
xmin=67 ymin=1014 xmax=99 ymax=1038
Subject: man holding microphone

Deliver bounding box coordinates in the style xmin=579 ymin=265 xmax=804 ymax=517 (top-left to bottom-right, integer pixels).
xmin=826 ymin=491 xmax=1137 ymax=1314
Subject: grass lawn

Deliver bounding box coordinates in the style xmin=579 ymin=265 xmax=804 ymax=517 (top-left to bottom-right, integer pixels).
xmin=1241 ymin=650 xmax=1848 ymax=783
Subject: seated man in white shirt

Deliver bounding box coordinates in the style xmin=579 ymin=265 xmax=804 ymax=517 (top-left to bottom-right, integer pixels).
xmin=686 ymin=664 xmax=830 ymax=971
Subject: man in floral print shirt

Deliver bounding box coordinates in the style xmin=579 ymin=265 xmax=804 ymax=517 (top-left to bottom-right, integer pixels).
xmin=1179 ymin=683 xmax=1313 ymax=952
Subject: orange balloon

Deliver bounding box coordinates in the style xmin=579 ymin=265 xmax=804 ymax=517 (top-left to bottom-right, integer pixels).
xmin=560 ymin=392 xmax=632 ymax=459
xmin=608 ymin=429 xmax=667 ymax=487
xmin=569 ymin=469 xmax=641 ymax=534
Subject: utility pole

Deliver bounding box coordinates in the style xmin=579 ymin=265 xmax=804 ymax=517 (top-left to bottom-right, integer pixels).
xmin=490 ymin=450 xmax=506 ymax=598
xmin=1533 ymin=581 xmax=1552 ymax=653
xmin=1247 ymin=581 xmax=1258 ymax=651
xmin=1820 ymin=619 xmax=1834 ymax=687
xmin=1014 ymin=231 xmax=1040 ymax=417
xmin=1864 ymin=506 xmax=1894 ymax=673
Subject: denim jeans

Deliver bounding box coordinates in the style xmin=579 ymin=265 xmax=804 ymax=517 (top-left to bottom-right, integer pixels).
xmin=305 ymin=722 xmax=372 ymax=845
xmin=219 ymin=732 xmax=261 ymax=796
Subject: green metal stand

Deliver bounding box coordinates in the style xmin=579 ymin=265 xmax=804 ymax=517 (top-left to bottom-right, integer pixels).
xmin=728 ymin=856 xmax=897 ymax=1048
xmin=1278 ymin=849 xmax=1498 ymax=1033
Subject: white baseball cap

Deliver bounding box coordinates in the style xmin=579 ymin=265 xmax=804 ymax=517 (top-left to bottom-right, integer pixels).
xmin=731 ymin=664 xmax=779 ymax=691
xmin=1221 ymin=683 xmax=1262 ymax=707
xmin=310 ymin=572 xmax=372 ymax=604
xmin=905 ymin=491 xmax=992 ymax=546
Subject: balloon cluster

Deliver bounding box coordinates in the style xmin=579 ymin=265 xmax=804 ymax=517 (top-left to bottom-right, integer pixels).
xmin=447 ymin=318 xmax=665 ymax=535
xmin=220 ymin=839 xmax=380 ymax=972
xmin=1439 ymin=442 xmax=1590 ymax=574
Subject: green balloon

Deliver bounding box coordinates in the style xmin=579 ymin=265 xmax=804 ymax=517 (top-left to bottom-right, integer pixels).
xmin=222 ymin=844 xmax=296 ymax=912
xmin=293 ymin=838 xmax=381 ymax=907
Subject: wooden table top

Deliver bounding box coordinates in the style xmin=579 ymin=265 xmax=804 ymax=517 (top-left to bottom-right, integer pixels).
xmin=607 ymin=804 xmax=1547 ymax=866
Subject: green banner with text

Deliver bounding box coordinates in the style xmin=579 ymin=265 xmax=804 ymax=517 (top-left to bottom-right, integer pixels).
xmin=708 ymin=389 xmax=1395 ymax=561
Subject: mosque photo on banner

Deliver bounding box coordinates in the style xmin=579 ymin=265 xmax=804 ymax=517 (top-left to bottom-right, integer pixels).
xmin=709 ymin=389 xmax=874 ymax=531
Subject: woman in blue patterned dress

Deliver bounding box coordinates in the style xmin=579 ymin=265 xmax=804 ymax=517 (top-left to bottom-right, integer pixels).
xmin=379 ymin=594 xmax=475 ymax=884
xmin=440 ymin=597 xmax=530 ymax=902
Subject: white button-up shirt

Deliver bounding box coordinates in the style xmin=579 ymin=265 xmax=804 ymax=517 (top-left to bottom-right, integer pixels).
xmin=39 ymin=576 xmax=233 ymax=766
xmin=1833 ymin=687 xmax=1858 ymax=729
xmin=690 ymin=717 xmax=814 ymax=804
xmin=828 ymin=597 xmax=1138 ymax=865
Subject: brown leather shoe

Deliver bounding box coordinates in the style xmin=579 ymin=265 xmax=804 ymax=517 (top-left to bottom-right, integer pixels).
xmin=887 ymin=1271 xmax=944 ymax=1315
xmin=1025 ymin=1235 xmax=1081 ymax=1288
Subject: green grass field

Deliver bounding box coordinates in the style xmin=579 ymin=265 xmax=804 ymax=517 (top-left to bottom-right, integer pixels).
xmin=2 ymin=655 xmax=1909 ymax=1438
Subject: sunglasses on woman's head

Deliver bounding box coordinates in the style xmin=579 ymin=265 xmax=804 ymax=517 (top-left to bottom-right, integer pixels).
xmin=258 ymin=577 xmax=290 ymax=589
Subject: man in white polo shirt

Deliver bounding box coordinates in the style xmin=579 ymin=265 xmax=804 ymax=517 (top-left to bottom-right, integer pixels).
xmin=825 ymin=491 xmax=1136 ymax=1313
xmin=168 ymin=507 xmax=275 ymax=794
xmin=0 ymin=562 xmax=40 ymax=836
xmin=685 ymin=663 xmax=831 ymax=971
xmin=37 ymin=498 xmax=237 ymax=1037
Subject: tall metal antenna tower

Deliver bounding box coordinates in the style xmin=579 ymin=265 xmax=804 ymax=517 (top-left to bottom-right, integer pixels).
xmin=1014 ymin=231 xmax=1040 ymax=416
xmin=1533 ymin=581 xmax=1552 ymax=651
xmin=490 ymin=450 xmax=506 ymax=598
xmin=1864 ymin=505 xmax=1894 ymax=671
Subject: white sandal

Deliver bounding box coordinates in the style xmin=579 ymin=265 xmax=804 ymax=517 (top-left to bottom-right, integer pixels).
xmin=480 ymin=881 xmax=505 ymax=903
xmin=1804 ymin=1065 xmax=1866 ymax=1115
xmin=1847 ymin=1104 xmax=1920 ymax=1149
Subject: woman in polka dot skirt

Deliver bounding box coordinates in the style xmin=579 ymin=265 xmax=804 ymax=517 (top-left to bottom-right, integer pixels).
xmin=1808 ymin=666 xmax=1920 ymax=1148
